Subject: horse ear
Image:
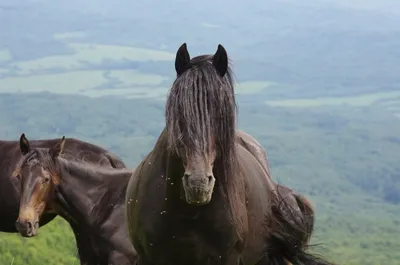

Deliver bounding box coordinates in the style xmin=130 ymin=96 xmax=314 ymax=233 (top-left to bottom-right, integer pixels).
xmin=212 ymin=44 xmax=228 ymax=77
xmin=49 ymin=136 xmax=66 ymax=159
xmin=19 ymin=133 xmax=30 ymax=155
xmin=175 ymin=43 xmax=191 ymax=76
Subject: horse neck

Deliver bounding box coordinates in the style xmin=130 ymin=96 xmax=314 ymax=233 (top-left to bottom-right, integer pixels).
xmin=55 ymin=159 xmax=129 ymax=240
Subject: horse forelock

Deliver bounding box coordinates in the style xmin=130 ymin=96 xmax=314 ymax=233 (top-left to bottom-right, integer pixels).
xmin=165 ymin=54 xmax=245 ymax=231
xmin=165 ymin=54 xmax=237 ymax=161
xmin=16 ymin=149 xmax=59 ymax=176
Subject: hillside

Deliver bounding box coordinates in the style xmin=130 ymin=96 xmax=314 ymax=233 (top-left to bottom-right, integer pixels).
xmin=0 ymin=0 xmax=399 ymax=264
xmin=0 ymin=92 xmax=399 ymax=265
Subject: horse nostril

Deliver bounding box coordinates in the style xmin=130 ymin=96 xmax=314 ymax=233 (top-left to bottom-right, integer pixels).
xmin=207 ymin=175 xmax=213 ymax=183
xmin=26 ymin=221 xmax=33 ymax=230
xmin=183 ymin=174 xmax=190 ymax=182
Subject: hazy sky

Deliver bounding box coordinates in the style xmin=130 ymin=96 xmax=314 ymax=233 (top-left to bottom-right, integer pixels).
xmin=317 ymin=0 xmax=400 ymax=14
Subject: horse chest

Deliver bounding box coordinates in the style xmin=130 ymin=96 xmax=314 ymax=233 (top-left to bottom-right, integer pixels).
xmin=138 ymin=210 xmax=239 ymax=265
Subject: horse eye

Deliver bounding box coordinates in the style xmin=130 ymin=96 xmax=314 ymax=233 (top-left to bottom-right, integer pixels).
xmin=43 ymin=176 xmax=50 ymax=183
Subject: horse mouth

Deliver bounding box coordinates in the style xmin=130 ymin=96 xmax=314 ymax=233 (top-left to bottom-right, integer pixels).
xmin=17 ymin=227 xmax=38 ymax=237
xmin=20 ymin=231 xmax=37 ymax=237
xmin=184 ymin=189 xmax=212 ymax=205
xmin=187 ymin=199 xmax=210 ymax=206
xmin=15 ymin=220 xmax=39 ymax=237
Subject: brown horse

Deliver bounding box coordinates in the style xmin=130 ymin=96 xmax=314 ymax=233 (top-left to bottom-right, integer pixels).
xmin=125 ymin=43 xmax=335 ymax=265
xmin=0 ymin=133 xmax=125 ymax=234
xmin=11 ymin=134 xmax=136 ymax=265
xmin=236 ymin=130 xmax=315 ymax=247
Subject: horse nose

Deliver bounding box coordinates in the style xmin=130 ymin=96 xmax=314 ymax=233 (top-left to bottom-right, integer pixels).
xmin=26 ymin=220 xmax=33 ymax=232
xmin=184 ymin=173 xmax=190 ymax=182
xmin=207 ymin=175 xmax=213 ymax=183
xmin=183 ymin=173 xmax=213 ymax=185
xmin=15 ymin=220 xmax=36 ymax=235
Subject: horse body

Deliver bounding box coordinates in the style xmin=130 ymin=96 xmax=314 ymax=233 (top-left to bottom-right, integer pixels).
xmin=53 ymin=157 xmax=136 ymax=265
xmin=124 ymin=43 xmax=273 ymax=265
xmin=236 ymin=130 xmax=313 ymax=236
xmin=9 ymin=134 xmax=135 ymax=265
xmin=126 ymin=43 xmax=333 ymax=265
xmin=0 ymin=137 xmax=125 ymax=233
xmin=126 ymin=130 xmax=280 ymax=265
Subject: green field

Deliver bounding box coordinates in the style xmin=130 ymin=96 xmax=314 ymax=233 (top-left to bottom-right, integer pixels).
xmin=0 ymin=92 xmax=399 ymax=265
xmin=10 ymin=43 xmax=175 ymax=75
xmin=0 ymin=38 xmax=278 ymax=99
xmin=0 ymin=70 xmax=169 ymax=97
xmin=0 ymin=67 xmax=273 ymax=99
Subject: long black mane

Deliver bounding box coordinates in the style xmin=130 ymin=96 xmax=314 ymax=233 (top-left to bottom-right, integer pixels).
xmin=166 ymin=54 xmax=236 ymax=165
xmin=165 ymin=46 xmax=244 ymax=229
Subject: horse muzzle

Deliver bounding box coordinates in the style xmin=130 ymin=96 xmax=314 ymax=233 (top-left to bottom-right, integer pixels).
xmin=182 ymin=174 xmax=216 ymax=205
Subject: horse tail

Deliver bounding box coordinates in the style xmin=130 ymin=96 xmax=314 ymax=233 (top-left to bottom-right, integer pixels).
xmin=261 ymin=191 xmax=336 ymax=265
xmin=104 ymin=151 xmax=127 ymax=169
xmin=292 ymin=193 xmax=315 ymax=247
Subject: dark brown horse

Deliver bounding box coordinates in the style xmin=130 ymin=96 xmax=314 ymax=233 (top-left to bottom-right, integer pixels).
xmin=11 ymin=134 xmax=137 ymax=265
xmin=0 ymin=133 xmax=125 ymax=234
xmin=236 ymin=130 xmax=315 ymax=247
xmin=125 ymin=43 xmax=335 ymax=265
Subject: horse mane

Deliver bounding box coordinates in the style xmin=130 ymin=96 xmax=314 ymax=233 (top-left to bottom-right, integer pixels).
xmin=57 ymin=157 xmax=131 ymax=196
xmin=13 ymin=149 xmax=60 ymax=178
xmin=165 ymin=52 xmax=245 ymax=230
xmin=56 ymin=157 xmax=132 ymax=229
xmin=165 ymin=54 xmax=237 ymax=160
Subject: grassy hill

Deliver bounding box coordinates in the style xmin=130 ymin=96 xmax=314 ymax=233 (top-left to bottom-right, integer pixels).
xmin=0 ymin=0 xmax=399 ymax=264
xmin=0 ymin=92 xmax=399 ymax=265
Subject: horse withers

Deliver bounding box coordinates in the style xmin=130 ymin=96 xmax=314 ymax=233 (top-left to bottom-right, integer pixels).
xmin=125 ymin=43 xmax=335 ymax=265
xmin=12 ymin=134 xmax=137 ymax=265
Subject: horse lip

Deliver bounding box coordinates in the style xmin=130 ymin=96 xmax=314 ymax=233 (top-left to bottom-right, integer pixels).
xmin=187 ymin=200 xmax=209 ymax=206
xmin=185 ymin=191 xmax=212 ymax=205
xmin=18 ymin=228 xmax=35 ymax=237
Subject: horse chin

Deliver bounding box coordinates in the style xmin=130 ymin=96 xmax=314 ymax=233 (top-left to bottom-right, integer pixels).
xmin=184 ymin=191 xmax=212 ymax=206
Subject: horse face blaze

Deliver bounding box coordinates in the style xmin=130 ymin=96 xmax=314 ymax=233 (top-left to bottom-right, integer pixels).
xmin=16 ymin=165 xmax=52 ymax=237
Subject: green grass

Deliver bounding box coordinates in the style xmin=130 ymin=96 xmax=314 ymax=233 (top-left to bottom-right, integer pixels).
xmin=11 ymin=43 xmax=175 ymax=74
xmin=0 ymin=218 xmax=77 ymax=265
xmin=265 ymin=91 xmax=400 ymax=107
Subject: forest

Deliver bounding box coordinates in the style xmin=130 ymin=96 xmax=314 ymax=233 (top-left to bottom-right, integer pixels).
xmin=0 ymin=0 xmax=400 ymax=264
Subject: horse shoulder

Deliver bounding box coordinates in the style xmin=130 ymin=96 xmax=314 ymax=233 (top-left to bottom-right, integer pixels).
xmin=235 ymin=131 xmax=270 ymax=175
